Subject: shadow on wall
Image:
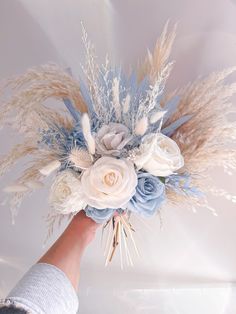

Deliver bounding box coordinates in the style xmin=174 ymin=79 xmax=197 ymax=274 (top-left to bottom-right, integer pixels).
xmin=0 ymin=0 xmax=60 ymax=77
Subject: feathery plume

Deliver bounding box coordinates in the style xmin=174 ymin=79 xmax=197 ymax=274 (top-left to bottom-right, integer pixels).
xmin=0 ymin=141 xmax=37 ymax=177
xmin=68 ymin=148 xmax=93 ymax=169
xmin=138 ymin=20 xmax=177 ymax=82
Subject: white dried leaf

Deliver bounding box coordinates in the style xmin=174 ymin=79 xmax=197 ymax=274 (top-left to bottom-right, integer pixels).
xmin=39 ymin=160 xmax=61 ymax=176
xmin=3 ymin=184 xmax=29 ymax=193
xmin=81 ymin=113 xmax=96 ymax=155
xmin=112 ymin=77 xmax=121 ymax=120
xmin=150 ymin=110 xmax=167 ymax=124
xmin=26 ymin=180 xmax=44 ymax=189
xmin=122 ymin=94 xmax=131 ymax=114
xmin=135 ymin=117 xmax=148 ymax=136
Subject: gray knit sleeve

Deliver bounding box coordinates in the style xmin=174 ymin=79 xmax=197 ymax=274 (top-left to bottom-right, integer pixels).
xmin=0 ymin=263 xmax=79 ymax=314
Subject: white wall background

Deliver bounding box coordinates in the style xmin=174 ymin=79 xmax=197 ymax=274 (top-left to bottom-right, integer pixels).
xmin=0 ymin=1 xmax=236 ymax=313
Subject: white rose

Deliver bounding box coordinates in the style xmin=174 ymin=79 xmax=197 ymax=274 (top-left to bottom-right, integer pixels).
xmin=81 ymin=156 xmax=137 ymax=209
xmin=134 ymin=133 xmax=184 ymax=177
xmin=96 ymin=123 xmax=132 ymax=156
xmin=49 ymin=170 xmax=87 ymax=214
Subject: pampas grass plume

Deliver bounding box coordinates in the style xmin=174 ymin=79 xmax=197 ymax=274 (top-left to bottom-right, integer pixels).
xmin=68 ymin=148 xmax=93 ymax=169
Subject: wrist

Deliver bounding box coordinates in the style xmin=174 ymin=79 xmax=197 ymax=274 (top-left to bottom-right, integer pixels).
xmin=69 ymin=210 xmax=100 ymax=247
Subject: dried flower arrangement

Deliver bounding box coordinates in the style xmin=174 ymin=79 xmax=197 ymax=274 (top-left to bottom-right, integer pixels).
xmin=1 ymin=22 xmax=236 ymax=267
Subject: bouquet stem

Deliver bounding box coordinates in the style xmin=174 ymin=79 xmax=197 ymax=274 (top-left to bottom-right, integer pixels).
xmin=103 ymin=214 xmax=139 ymax=268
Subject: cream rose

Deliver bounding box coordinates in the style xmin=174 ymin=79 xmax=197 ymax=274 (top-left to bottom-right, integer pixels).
xmin=96 ymin=123 xmax=132 ymax=156
xmin=81 ymin=156 xmax=137 ymax=209
xmin=134 ymin=133 xmax=184 ymax=177
xmin=49 ymin=170 xmax=87 ymax=214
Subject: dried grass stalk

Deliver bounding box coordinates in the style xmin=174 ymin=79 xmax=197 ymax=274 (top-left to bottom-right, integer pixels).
xmin=8 ymin=151 xmax=58 ymax=218
xmin=167 ymin=68 xmax=236 ymax=171
xmin=0 ymin=64 xmax=87 ymax=138
xmin=138 ymin=20 xmax=177 ymax=82
xmin=0 ymin=141 xmax=37 ymax=177
xmin=162 ymin=68 xmax=236 ymax=201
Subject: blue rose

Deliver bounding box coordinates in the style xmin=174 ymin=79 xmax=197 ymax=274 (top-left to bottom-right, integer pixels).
xmin=84 ymin=206 xmax=116 ymax=224
xmin=127 ymin=172 xmax=165 ymax=217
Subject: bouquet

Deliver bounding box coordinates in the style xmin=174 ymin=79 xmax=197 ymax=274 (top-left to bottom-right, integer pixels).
xmin=1 ymin=23 xmax=236 ymax=266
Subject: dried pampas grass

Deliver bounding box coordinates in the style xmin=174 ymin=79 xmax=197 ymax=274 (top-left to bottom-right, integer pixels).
xmin=0 ymin=141 xmax=37 ymax=177
xmin=138 ymin=20 xmax=177 ymax=83
xmin=0 ymin=64 xmax=87 ymax=137
xmin=0 ymin=64 xmax=89 ymax=217
xmin=7 ymin=152 xmax=58 ymax=220
xmin=167 ymin=68 xmax=236 ymax=174
xmin=163 ymin=67 xmax=236 ymax=208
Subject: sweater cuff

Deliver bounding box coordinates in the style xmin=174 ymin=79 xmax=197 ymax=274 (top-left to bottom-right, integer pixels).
xmin=6 ymin=263 xmax=79 ymax=314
